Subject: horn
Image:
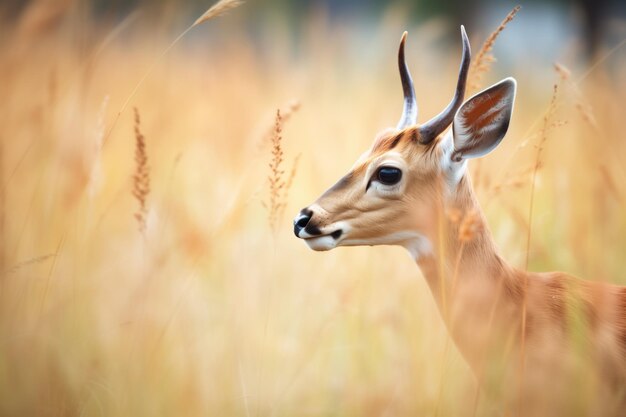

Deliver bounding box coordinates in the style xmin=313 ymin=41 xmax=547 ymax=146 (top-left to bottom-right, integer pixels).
xmin=418 ymin=25 xmax=471 ymax=144
xmin=397 ymin=31 xmax=418 ymax=129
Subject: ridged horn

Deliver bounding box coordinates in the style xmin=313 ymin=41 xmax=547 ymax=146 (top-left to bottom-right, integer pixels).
xmin=396 ymin=31 xmax=418 ymax=129
xmin=418 ymin=25 xmax=471 ymax=144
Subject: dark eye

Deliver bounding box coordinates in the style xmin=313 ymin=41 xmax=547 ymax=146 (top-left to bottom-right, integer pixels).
xmin=376 ymin=166 xmax=402 ymax=185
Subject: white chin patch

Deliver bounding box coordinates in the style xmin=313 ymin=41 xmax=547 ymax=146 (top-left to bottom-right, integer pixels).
xmin=303 ymin=235 xmax=338 ymax=251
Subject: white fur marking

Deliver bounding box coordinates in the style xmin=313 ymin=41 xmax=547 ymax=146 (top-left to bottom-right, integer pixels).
xmin=401 ymin=234 xmax=433 ymax=261
xmin=302 ymin=235 xmax=338 ymax=251
xmin=439 ymin=131 xmax=466 ymax=190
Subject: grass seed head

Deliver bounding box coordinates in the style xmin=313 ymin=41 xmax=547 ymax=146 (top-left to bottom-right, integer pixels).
xmin=193 ymin=0 xmax=244 ymax=27
xmin=132 ymin=107 xmax=150 ymax=235
xmin=468 ymin=5 xmax=521 ymax=92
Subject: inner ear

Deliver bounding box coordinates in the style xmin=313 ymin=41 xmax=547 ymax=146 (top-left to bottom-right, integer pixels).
xmin=451 ymin=78 xmax=516 ymax=162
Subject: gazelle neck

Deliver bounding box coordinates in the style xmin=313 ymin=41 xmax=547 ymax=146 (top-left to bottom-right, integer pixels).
xmin=415 ymin=173 xmax=512 ymax=290
xmin=409 ymin=172 xmax=522 ymax=370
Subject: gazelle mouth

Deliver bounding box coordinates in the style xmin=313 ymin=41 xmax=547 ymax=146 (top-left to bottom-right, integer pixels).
xmin=300 ymin=229 xmax=344 ymax=251
xmin=302 ymin=229 xmax=343 ymax=241
xmin=330 ymin=229 xmax=343 ymax=239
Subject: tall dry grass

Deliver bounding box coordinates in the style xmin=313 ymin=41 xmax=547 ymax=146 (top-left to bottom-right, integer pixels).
xmin=264 ymin=109 xmax=300 ymax=236
xmin=132 ymin=107 xmax=150 ymax=235
xmin=468 ymin=5 xmax=521 ymax=93
xmin=0 ymin=2 xmax=624 ymax=417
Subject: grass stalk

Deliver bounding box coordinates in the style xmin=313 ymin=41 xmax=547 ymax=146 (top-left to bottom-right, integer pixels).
xmin=103 ymin=0 xmax=245 ymax=146
xmin=518 ymin=83 xmax=559 ymax=416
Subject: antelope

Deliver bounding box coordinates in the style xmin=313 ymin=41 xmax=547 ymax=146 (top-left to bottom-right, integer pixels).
xmin=294 ymin=27 xmax=626 ymax=414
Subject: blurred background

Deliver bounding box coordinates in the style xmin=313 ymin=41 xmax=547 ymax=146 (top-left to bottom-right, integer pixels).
xmin=3 ymin=0 xmax=626 ymax=54
xmin=0 ymin=0 xmax=625 ymax=416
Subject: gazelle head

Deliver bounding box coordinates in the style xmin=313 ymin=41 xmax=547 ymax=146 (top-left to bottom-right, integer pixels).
xmin=294 ymin=27 xmax=516 ymax=258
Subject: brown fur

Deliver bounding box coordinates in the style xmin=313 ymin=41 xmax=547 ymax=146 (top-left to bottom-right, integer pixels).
xmin=461 ymin=88 xmax=506 ymax=124
xmin=370 ymin=127 xmax=419 ymax=154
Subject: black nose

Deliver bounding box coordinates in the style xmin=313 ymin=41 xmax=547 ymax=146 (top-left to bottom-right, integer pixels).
xmin=294 ymin=209 xmax=312 ymax=237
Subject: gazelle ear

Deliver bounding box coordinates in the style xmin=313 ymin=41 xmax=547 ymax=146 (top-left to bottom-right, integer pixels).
xmin=451 ymin=78 xmax=516 ymax=162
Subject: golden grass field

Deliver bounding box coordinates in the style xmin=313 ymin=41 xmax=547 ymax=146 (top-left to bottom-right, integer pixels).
xmin=0 ymin=1 xmax=625 ymax=416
